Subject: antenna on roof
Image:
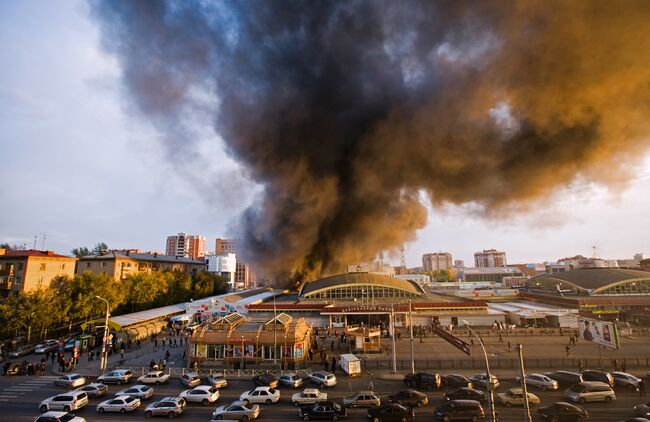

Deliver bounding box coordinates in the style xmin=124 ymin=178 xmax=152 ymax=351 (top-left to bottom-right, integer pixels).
xmin=399 ymin=244 xmax=406 ymax=269
xmin=591 ymin=245 xmax=600 ymax=259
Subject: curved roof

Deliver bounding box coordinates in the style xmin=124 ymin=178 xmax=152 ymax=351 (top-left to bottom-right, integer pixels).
xmin=299 ymin=272 xmax=425 ymax=297
xmin=528 ymin=268 xmax=650 ymax=293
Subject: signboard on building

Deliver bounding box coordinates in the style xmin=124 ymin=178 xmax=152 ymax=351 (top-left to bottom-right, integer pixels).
xmin=432 ymin=326 xmax=471 ymax=356
xmin=187 ymin=298 xmax=247 ymax=320
xmin=577 ymin=317 xmax=620 ymax=350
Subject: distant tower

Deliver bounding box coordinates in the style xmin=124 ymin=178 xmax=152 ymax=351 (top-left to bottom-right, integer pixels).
xmin=399 ymin=244 xmax=406 ymax=268
xmin=591 ymin=245 xmax=600 ymax=259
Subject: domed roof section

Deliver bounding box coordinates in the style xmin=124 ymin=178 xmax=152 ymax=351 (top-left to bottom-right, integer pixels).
xmin=527 ymin=268 xmax=650 ymax=294
xmin=299 ymin=272 xmax=425 ymax=298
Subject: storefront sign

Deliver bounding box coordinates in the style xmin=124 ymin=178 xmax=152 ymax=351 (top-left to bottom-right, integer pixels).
xmin=577 ymin=317 xmax=620 ymax=349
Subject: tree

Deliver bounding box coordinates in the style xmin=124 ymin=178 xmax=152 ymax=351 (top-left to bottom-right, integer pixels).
xmin=92 ymin=242 xmax=109 ymax=255
xmin=125 ymin=273 xmax=171 ymax=312
xmin=0 ymin=242 xmax=25 ymax=250
xmin=71 ymin=247 xmax=91 ymax=258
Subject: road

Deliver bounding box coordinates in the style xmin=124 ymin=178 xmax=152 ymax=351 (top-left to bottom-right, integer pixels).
xmin=0 ymin=372 xmax=648 ymax=422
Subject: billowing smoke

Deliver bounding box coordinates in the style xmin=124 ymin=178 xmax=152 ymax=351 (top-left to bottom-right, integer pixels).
xmin=91 ymin=1 xmax=650 ymax=282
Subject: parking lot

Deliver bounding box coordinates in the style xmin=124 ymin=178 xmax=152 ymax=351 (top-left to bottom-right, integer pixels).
xmin=1 ymin=369 xmax=649 ymax=422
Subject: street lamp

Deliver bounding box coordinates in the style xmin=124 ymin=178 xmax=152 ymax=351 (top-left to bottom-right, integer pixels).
xmin=95 ymin=295 xmax=110 ymax=373
xmin=462 ymin=320 xmax=496 ymax=422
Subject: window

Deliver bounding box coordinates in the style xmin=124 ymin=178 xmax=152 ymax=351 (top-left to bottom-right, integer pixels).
xmin=61 ymin=263 xmax=65 ymax=270
xmin=40 ymin=263 xmax=46 ymax=271
xmin=86 ymin=262 xmax=91 ymax=268
xmin=101 ymin=262 xmax=107 ymax=268
xmin=17 ymin=262 xmax=23 ymax=271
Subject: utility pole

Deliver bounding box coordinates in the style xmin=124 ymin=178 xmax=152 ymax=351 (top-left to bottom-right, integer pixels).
xmin=409 ymin=299 xmax=415 ymax=373
xmin=463 ymin=320 xmax=496 ymax=422
xmin=391 ymin=303 xmax=397 ymax=373
xmin=273 ymin=295 xmax=277 ymax=365
xmin=517 ymin=344 xmax=533 ymax=422
xmin=95 ymin=295 xmax=110 ymax=373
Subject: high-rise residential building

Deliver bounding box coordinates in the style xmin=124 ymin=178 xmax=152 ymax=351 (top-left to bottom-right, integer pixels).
xmin=422 ymin=252 xmax=453 ymax=272
xmin=215 ymin=238 xmax=255 ymax=290
xmin=454 ymin=260 xmax=465 ymax=268
xmin=474 ymin=249 xmax=507 ymax=267
xmin=166 ymin=233 xmax=206 ymax=261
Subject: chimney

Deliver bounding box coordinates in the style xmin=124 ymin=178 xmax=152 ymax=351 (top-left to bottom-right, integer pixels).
xmin=46 ymin=250 xmax=54 ymax=256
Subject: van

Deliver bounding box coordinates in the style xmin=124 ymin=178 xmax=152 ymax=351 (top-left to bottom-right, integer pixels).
xmin=339 ymin=354 xmax=362 ymax=377
xmin=434 ymin=399 xmax=485 ymax=421
xmin=565 ymin=381 xmax=616 ymax=403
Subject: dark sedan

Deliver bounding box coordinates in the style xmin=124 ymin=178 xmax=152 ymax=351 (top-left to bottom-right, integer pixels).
xmin=387 ymin=390 xmax=428 ymax=408
xmin=635 ymin=401 xmax=650 ymax=418
xmin=367 ymin=403 xmax=415 ymax=422
xmin=443 ymin=375 xmax=474 ymax=389
xmin=581 ymin=370 xmax=614 ymax=387
xmin=444 ymin=388 xmax=487 ymax=404
xmin=299 ymin=401 xmax=346 ymax=421
xmin=537 ymin=401 xmax=588 ymax=421
xmin=253 ymin=374 xmax=279 ymax=389
xmin=544 ymin=371 xmax=583 ymax=386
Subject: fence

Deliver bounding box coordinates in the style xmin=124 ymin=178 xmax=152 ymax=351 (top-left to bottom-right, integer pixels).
xmin=118 ymin=367 xmax=313 ymax=379
xmin=360 ymin=356 xmax=650 ymax=371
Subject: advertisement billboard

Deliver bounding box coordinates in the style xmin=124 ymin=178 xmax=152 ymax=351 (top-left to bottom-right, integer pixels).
xmin=577 ymin=317 xmax=620 ymax=350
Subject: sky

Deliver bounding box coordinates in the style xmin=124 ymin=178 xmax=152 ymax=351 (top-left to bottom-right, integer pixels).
xmin=0 ymin=0 xmax=649 ymax=269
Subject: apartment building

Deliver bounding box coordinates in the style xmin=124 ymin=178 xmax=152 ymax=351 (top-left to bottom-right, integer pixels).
xmin=0 ymin=249 xmax=76 ymax=295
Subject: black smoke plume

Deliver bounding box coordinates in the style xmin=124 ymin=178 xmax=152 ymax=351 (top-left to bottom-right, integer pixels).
xmin=90 ymin=0 xmax=650 ymax=282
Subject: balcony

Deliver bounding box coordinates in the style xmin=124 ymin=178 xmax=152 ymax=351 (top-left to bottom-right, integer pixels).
xmin=0 ymin=275 xmax=13 ymax=290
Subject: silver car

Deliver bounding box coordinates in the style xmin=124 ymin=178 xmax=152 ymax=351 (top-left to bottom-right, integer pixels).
xmin=279 ymin=373 xmax=304 ymax=388
xmin=180 ymin=372 xmax=201 ymax=388
xmin=212 ymin=400 xmax=260 ymax=421
xmin=343 ymin=391 xmax=381 ymax=408
xmin=207 ymin=373 xmax=228 ymax=389
xmin=308 ymin=371 xmax=337 ymax=388
xmin=115 ymin=384 xmax=154 ymax=400
xmin=144 ymin=396 xmax=186 ymax=418
xmin=55 ymin=374 xmax=86 ymax=388
xmin=96 ymin=395 xmax=141 ymax=414
xmin=516 ymin=373 xmax=558 ymax=391
xmin=75 ymin=383 xmax=108 ymax=398
xmin=97 ymin=369 xmax=133 ymax=385
xmin=612 ymin=372 xmax=642 ymax=389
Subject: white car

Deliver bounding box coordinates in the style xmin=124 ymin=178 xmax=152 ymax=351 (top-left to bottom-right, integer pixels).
xmin=515 ymin=373 xmax=559 ymax=391
xmin=115 ymin=384 xmax=154 ymax=400
xmin=240 ymin=386 xmax=280 ymax=404
xmin=497 ymin=388 xmax=541 ymax=407
xmin=40 ymin=391 xmax=89 ymax=413
xmin=180 ymin=385 xmax=220 ymax=405
xmin=35 ymin=340 xmax=60 ymax=354
xmin=137 ymin=371 xmax=170 ymax=385
xmin=96 ymin=395 xmax=141 ymax=414
xmin=34 ymin=411 xmax=86 ymax=422
xmin=308 ymin=371 xmax=337 ymax=388
xmin=292 ymin=388 xmax=328 ymax=406
xmin=55 ymin=373 xmax=86 ymax=388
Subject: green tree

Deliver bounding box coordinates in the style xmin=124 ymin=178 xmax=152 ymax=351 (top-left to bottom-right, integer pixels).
xmin=71 ymin=246 xmax=91 ymax=257
xmin=125 ymin=273 xmax=171 ymax=312
xmin=92 ymin=242 xmax=109 ymax=255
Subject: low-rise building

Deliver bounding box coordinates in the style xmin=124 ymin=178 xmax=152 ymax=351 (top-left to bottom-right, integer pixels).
xmin=460 ymin=266 xmax=523 ymax=283
xmin=76 ymin=249 xmax=206 ymax=281
xmin=0 ymin=249 xmax=76 ymax=295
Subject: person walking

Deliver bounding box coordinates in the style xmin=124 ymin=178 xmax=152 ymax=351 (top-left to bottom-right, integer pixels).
xmin=565 ymin=345 xmax=571 ymax=357
xmin=331 ymin=356 xmax=337 ymax=373
xmin=639 ymin=379 xmax=646 ymax=396
xmin=498 ymin=333 xmax=503 ymax=343
xmin=507 ymin=341 xmax=511 ymax=352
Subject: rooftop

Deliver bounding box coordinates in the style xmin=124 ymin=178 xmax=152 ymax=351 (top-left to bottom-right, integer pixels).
xmin=529 ymin=268 xmax=650 ymax=292
xmin=299 ymin=272 xmax=425 ymax=297
xmin=0 ymin=249 xmax=74 ymax=259
xmin=78 ymin=249 xmax=205 ymax=265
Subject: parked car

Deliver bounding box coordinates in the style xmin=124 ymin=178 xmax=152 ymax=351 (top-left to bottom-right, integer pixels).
xmin=292 ymin=388 xmax=328 ymax=406
xmin=387 ymin=389 xmax=428 ymax=408
xmin=5 ymin=362 xmax=25 ymax=375
xmin=35 ymin=340 xmax=60 ymax=354
xmin=8 ymin=344 xmax=34 ymax=358
xmin=537 ymin=401 xmax=588 ymax=421
xmin=612 ymin=372 xmax=642 ymax=390
xmin=342 ymin=391 xmax=380 ymax=408
xmin=545 ymin=371 xmax=584 ymax=386
xmin=180 ymin=372 xmax=201 ymax=388
xmin=309 ymin=371 xmax=337 ymax=388
xmin=497 ymin=388 xmax=541 ymax=407
xmin=470 ymin=374 xmax=500 ymax=390
xmin=212 ymin=400 xmax=260 ymax=421
xmin=565 ymin=381 xmax=616 ymax=403
xmin=63 ymin=338 xmax=77 ymax=352
xmin=75 ymin=383 xmax=108 ymax=398
xmin=240 ymin=386 xmax=280 ymax=404
xmin=96 ymin=395 xmax=140 ymax=414
xmin=34 ymin=411 xmax=86 ymax=422
xmin=180 ymin=385 xmax=220 ymax=405
xmin=367 ymin=403 xmax=415 ymax=422
xmin=434 ymin=399 xmax=485 ymax=421
xmin=115 ymin=384 xmax=154 ymax=400
xmin=634 ymin=401 xmax=650 ymax=418
xmin=40 ymin=391 xmax=89 ymax=413
xmin=55 ymin=374 xmax=86 ymax=389
xmin=581 ymin=370 xmax=615 ymax=387
xmin=137 ymin=371 xmax=170 ymax=385
xmin=279 ymin=373 xmax=304 ymax=388
xmin=443 ymin=374 xmax=473 ymax=389
xmin=207 ymin=373 xmax=228 ymax=388
xmin=515 ymin=373 xmax=559 ymax=391
xmin=299 ymin=401 xmax=347 ymax=421
xmin=97 ymin=369 xmax=133 ymax=385
xmin=253 ymin=374 xmax=279 ymax=388
xmin=403 ymin=372 xmax=441 ymax=390
xmin=444 ymin=388 xmax=487 ymax=404
xmin=144 ymin=396 xmax=186 ymax=418
xmin=622 ymin=418 xmax=650 ymax=422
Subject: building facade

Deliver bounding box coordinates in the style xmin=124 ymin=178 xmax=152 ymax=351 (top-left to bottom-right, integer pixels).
xmin=474 ymin=249 xmax=507 ymax=267
xmin=422 ymin=252 xmax=453 ymax=272
xmin=76 ymin=249 xmax=206 ymax=281
xmin=460 ymin=266 xmax=523 ymax=283
xmin=206 ymin=253 xmax=237 ymax=289
xmin=166 ymin=233 xmax=206 ymax=261
xmin=215 ymin=238 xmax=254 ymax=290
xmin=0 ymin=249 xmax=76 ymax=295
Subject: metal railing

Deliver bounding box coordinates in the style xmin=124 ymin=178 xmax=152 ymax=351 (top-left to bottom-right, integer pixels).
xmin=112 ymin=366 xmax=314 ymax=379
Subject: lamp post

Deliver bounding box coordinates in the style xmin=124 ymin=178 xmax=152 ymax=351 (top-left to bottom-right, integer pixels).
xmin=390 ymin=303 xmax=397 ymax=373
xmin=409 ymin=299 xmax=414 ymax=374
xmin=462 ymin=320 xmax=496 ymax=422
xmin=95 ymin=295 xmax=110 ymax=373
xmin=273 ymin=296 xmax=277 ymax=365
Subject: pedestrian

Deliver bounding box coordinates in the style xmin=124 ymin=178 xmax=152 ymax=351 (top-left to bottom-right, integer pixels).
xmin=498 ymin=333 xmax=503 ymax=343
xmin=507 ymin=341 xmax=511 ymax=352
xmin=324 ymin=360 xmax=329 ymax=372
xmin=168 ymin=338 xmax=172 ymax=348
xmin=120 ymin=348 xmax=125 ymax=359
xmin=613 ymin=359 xmax=619 ymax=372
xmin=578 ymin=359 xmax=583 ymax=373
xmin=182 ymin=350 xmax=186 ymax=360
xmin=173 ymin=338 xmax=177 ymax=348
xmin=50 ymin=353 xmax=56 ymax=364
xmin=565 ymin=345 xmax=571 ymax=357
xmin=331 ymin=357 xmax=337 ymax=373
xmin=154 ymin=338 xmax=158 ymax=348
xmin=150 ymin=359 xmax=156 ymax=370
xmin=622 ymin=361 xmax=627 ymax=373
xmin=331 ymin=341 xmax=334 ymax=351
xmin=639 ymin=379 xmax=646 ymax=396
xmin=165 ymin=350 xmax=170 ymax=360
